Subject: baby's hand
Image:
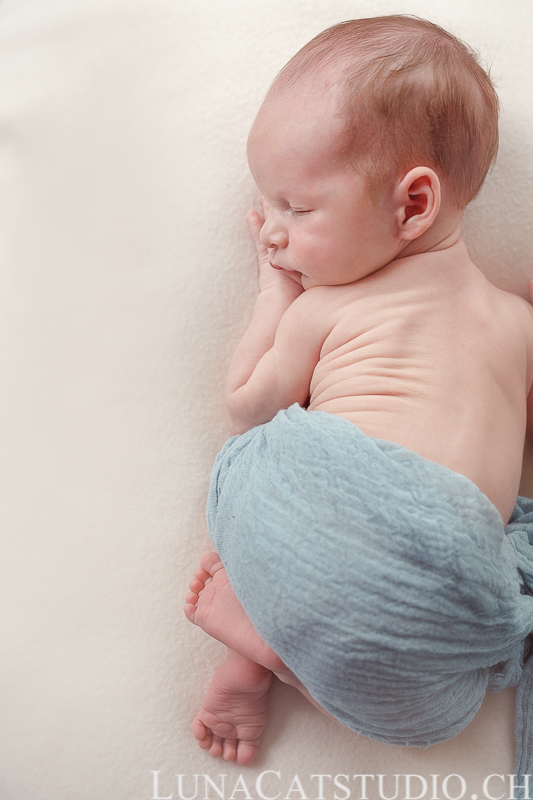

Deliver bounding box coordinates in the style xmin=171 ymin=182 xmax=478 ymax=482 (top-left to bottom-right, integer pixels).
xmin=247 ymin=199 xmax=304 ymax=301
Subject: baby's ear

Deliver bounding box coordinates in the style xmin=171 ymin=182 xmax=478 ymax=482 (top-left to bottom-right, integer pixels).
xmin=394 ymin=167 xmax=441 ymax=241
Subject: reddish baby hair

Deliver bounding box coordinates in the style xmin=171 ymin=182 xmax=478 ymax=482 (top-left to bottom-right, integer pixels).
xmin=272 ymin=16 xmax=499 ymax=208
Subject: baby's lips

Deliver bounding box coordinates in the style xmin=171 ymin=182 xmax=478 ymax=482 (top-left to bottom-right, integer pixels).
xmin=270 ymin=262 xmax=299 ymax=275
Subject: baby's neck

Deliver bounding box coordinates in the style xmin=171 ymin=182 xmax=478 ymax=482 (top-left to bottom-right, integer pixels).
xmin=397 ymin=208 xmax=463 ymax=262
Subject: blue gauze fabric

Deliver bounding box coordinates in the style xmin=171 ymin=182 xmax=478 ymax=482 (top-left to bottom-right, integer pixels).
xmin=207 ymin=405 xmax=533 ymax=789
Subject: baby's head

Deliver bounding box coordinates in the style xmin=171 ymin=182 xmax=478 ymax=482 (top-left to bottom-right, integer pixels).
xmin=269 ymin=15 xmax=499 ymax=209
xmin=247 ymin=16 xmax=499 ymax=288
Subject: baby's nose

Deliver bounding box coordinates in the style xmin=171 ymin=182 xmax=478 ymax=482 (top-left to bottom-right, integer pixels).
xmin=259 ymin=214 xmax=288 ymax=249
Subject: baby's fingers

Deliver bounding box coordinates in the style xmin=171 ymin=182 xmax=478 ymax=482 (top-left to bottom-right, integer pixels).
xmin=247 ymin=209 xmax=264 ymax=245
xmin=247 ymin=209 xmax=270 ymax=265
xmin=261 ymin=196 xmax=270 ymax=219
xmin=247 ymin=208 xmax=271 ymax=272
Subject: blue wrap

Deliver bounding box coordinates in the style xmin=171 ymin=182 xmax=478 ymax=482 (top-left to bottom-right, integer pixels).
xmin=207 ymin=404 xmax=533 ymax=784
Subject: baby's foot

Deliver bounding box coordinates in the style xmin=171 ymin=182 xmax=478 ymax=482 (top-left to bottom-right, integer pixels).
xmin=192 ymin=650 xmax=272 ymax=765
xmin=184 ymin=552 xmax=284 ymax=673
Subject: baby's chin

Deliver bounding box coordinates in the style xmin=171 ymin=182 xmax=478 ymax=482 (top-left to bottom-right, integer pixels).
xmin=287 ymin=271 xmax=304 ymax=287
xmin=300 ymin=275 xmax=330 ymax=291
xmin=300 ymin=275 xmax=315 ymax=290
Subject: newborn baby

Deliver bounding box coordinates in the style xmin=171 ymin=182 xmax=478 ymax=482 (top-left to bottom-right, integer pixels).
xmin=185 ymin=15 xmax=533 ymax=777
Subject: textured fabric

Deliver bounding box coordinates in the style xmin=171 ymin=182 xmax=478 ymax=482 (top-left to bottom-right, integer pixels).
xmin=207 ymin=404 xmax=533 ymax=786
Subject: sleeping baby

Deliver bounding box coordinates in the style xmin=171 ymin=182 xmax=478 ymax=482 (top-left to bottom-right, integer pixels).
xmin=184 ymin=15 xmax=533 ymax=781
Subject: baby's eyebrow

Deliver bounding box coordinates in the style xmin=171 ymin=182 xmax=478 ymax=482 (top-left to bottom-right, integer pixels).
xmin=283 ymin=186 xmax=321 ymax=201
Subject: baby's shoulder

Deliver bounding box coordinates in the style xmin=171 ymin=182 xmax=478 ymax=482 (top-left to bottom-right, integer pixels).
xmin=280 ymin=287 xmax=338 ymax=346
xmin=297 ymin=283 xmax=364 ymax=311
xmin=487 ymin=285 xmax=533 ymax=371
xmin=290 ymin=284 xmax=367 ymax=333
xmin=513 ymin=291 xmax=533 ymax=346
xmin=291 ymin=284 xmax=351 ymax=317
xmin=491 ymin=284 xmax=533 ymax=329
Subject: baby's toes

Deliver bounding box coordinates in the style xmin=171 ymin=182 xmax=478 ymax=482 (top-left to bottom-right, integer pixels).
xmin=235 ymin=740 xmax=261 ymax=767
xmin=207 ymin=734 xmax=224 ymax=759
xmin=192 ymin=717 xmax=210 ymax=746
xmin=188 ymin=574 xmax=206 ymax=594
xmin=199 ymin=552 xmax=223 ymax=574
xmin=222 ymin=738 xmax=237 ymax=762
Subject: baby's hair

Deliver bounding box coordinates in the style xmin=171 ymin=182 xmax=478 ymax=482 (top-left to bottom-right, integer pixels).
xmin=272 ymin=16 xmax=499 ymax=208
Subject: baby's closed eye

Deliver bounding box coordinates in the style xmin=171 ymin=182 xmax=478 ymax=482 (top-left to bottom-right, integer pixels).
xmin=288 ymin=206 xmax=312 ymax=215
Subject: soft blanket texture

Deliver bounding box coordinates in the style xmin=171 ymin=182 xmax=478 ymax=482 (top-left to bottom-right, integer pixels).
xmin=3 ymin=0 xmax=533 ymax=796
xmin=208 ymin=405 xmax=533 ymax=786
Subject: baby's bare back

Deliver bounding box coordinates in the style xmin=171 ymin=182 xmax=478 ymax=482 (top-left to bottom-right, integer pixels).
xmin=305 ymin=242 xmax=533 ymax=523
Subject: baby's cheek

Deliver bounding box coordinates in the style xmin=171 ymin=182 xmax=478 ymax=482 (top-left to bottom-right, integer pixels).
xmin=318 ymin=243 xmax=342 ymax=270
xmin=302 ymin=235 xmax=331 ymax=262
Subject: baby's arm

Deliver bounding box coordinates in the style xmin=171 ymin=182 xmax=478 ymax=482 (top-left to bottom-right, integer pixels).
xmin=224 ymin=208 xmax=323 ymax=435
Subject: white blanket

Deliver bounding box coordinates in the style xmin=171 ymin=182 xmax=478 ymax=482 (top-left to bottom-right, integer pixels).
xmin=1 ymin=1 xmax=532 ymax=798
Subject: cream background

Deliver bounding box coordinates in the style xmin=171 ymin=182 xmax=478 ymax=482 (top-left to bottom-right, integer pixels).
xmin=1 ymin=1 xmax=533 ymax=798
